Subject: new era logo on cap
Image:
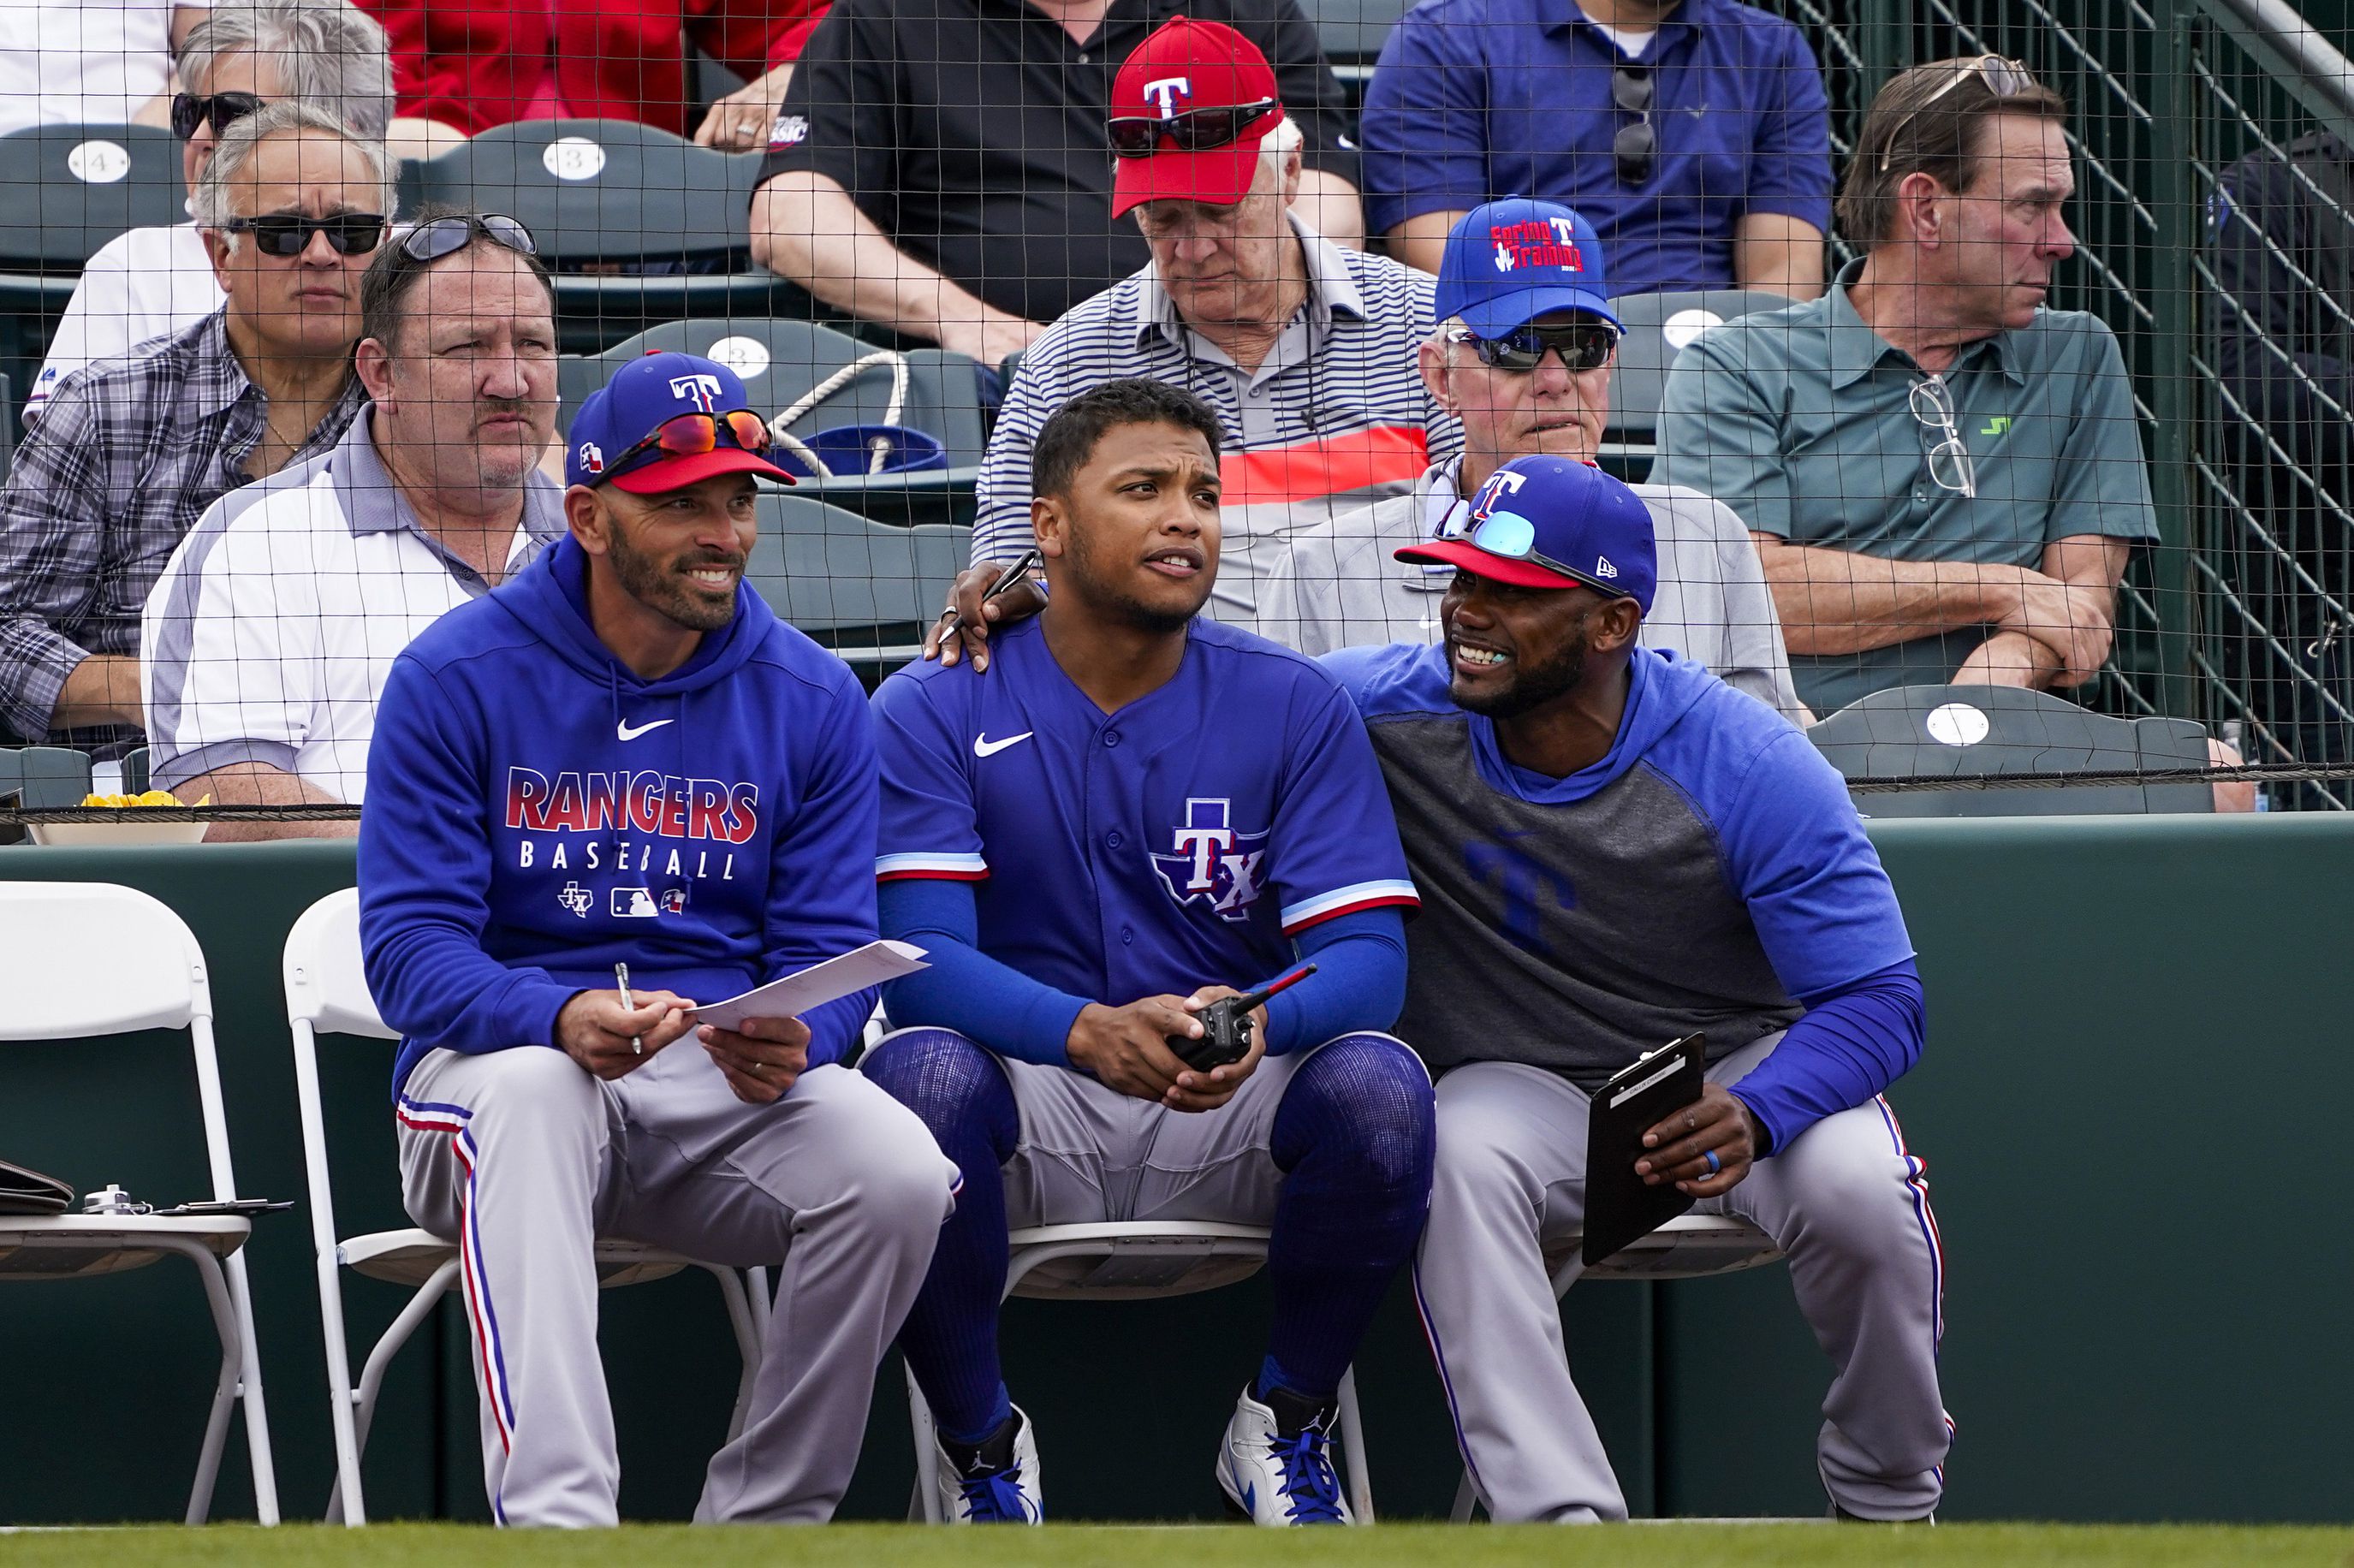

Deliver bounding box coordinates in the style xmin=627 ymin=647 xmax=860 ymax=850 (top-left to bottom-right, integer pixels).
xmin=1595 ymin=555 xmax=1618 ymax=579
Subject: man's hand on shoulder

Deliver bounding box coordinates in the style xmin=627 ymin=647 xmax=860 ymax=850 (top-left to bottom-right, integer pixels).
xmin=556 ymin=989 xmax=696 ymax=1079
xmin=1635 ymin=1081 xmax=1768 ymax=1198
xmin=1067 ymin=995 xmax=1251 ymax=1112
xmin=698 ymin=1013 xmax=813 ymax=1105
xmin=923 ymin=561 xmax=1048 ymax=671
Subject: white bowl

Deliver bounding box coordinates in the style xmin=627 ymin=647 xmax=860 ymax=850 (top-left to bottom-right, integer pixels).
xmin=27 ymin=820 xmax=210 ymax=847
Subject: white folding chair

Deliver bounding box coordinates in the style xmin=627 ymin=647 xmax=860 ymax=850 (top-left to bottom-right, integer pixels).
xmin=905 ymin=1220 xmax=1375 ymax=1523
xmin=283 ymin=888 xmax=767 ymax=1525
xmin=0 ymin=881 xmax=280 ymax=1524
xmin=1447 ymin=1214 xmax=1785 ymax=1521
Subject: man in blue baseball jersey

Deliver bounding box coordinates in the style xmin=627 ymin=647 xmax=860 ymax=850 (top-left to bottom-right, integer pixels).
xmin=1325 ymin=455 xmax=1949 ymax=1523
xmin=359 ymin=351 xmax=959 ymax=1526
xmin=862 ymin=377 xmax=1435 ymax=1526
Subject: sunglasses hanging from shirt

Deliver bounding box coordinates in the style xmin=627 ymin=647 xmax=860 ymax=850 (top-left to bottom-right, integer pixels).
xmin=169 ymin=90 xmax=265 ymax=139
xmin=1448 ymin=321 xmax=1620 ymax=374
xmin=1611 ymin=63 xmax=1656 ymax=187
xmin=218 ymin=211 xmax=388 ymax=258
xmin=1108 ymin=98 xmax=1281 ymax=157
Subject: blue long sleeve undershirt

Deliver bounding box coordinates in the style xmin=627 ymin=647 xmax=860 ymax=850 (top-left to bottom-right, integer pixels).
xmin=878 ymin=877 xmax=1407 ymax=1066
xmin=1726 ymin=958 xmax=1926 ymax=1155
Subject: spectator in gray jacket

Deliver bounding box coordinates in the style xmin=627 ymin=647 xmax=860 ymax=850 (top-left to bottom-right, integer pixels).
xmin=1263 ymin=199 xmax=1805 ymax=722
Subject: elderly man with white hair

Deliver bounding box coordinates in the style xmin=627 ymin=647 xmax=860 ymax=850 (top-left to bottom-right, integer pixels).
xmin=27 ymin=0 xmax=414 ymax=418
xmin=932 ymin=17 xmax=1456 ymax=653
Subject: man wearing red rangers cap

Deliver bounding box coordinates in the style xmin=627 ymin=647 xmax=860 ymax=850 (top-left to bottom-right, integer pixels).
xmin=940 ymin=17 xmax=1457 ymax=663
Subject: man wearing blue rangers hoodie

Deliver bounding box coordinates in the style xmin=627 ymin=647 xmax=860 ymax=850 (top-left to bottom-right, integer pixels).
xmin=1323 ymin=454 xmax=1951 ymax=1523
xmin=358 ymin=351 xmax=959 ymax=1527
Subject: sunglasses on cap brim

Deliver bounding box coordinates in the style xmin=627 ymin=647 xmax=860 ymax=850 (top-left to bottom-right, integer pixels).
xmin=1439 ymin=502 xmax=1626 ymax=596
xmin=218 ymin=212 xmax=387 ymax=258
xmin=1447 ymin=321 xmax=1620 ymax=374
xmin=604 ymin=410 xmax=775 ymax=480
xmin=170 ymin=90 xmax=264 ymax=140
xmin=1109 ymin=98 xmax=1281 ymax=157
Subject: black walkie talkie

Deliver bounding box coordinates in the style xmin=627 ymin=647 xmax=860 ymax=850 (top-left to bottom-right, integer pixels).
xmin=1167 ymin=965 xmax=1318 ymax=1072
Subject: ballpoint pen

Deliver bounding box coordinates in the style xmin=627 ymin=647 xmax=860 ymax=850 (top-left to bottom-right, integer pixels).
xmin=615 ymin=961 xmax=643 ymax=1055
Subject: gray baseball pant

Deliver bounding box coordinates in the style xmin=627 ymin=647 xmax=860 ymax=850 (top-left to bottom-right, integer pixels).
xmin=396 ymin=1040 xmax=960 ymax=1526
xmin=1414 ymin=1035 xmax=1950 ymax=1523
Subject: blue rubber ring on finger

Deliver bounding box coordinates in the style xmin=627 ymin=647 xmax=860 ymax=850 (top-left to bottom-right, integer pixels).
xmin=1703 ymin=1149 xmax=1722 ymax=1177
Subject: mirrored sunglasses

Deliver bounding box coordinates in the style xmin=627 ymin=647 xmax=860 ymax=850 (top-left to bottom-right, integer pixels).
xmin=607 ymin=410 xmax=774 ymax=478
xmin=398 ymin=213 xmax=539 ymax=264
xmin=1109 ymin=99 xmax=1281 ymax=157
xmin=1448 ymin=322 xmax=1620 ymax=374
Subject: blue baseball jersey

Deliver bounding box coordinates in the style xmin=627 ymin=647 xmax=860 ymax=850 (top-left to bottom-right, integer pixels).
xmin=871 ymin=615 xmax=1419 ymax=1002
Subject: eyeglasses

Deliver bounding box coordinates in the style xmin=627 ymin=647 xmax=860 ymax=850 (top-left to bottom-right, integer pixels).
xmin=217 ymin=212 xmax=387 ymax=258
xmin=1876 ymin=56 xmax=2041 ymax=173
xmin=1440 ymin=502 xmax=1622 ymax=594
xmin=1910 ymin=376 xmax=1978 ymax=497
xmin=604 ymin=410 xmax=774 ymax=480
xmin=1109 ymin=98 xmax=1281 ymax=157
xmin=1612 ymin=64 xmax=1656 ymax=187
xmin=398 ymin=213 xmax=538 ymax=264
xmin=1447 ymin=321 xmax=1620 ymax=374
xmin=170 ymin=91 xmax=265 ymax=140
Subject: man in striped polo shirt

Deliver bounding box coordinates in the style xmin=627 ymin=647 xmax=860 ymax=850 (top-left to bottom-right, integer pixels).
xmin=943 ymin=17 xmax=1456 ymax=659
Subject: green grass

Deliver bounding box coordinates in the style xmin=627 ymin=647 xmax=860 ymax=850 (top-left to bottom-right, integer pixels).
xmin=0 ymin=1523 xmax=2347 ymax=1567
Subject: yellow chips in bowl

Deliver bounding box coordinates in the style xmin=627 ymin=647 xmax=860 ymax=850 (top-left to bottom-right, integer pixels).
xmin=79 ymin=791 xmax=211 ymax=807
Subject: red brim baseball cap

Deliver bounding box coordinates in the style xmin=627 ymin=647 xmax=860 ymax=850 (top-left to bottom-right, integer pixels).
xmin=1109 ymin=112 xmax=1278 ymax=217
xmin=608 ymin=444 xmax=793 ymax=496
xmin=1394 ymin=538 xmax=1587 ymax=591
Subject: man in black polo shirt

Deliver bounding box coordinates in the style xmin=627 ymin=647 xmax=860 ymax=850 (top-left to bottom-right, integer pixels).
xmin=746 ymin=0 xmax=1359 ymax=367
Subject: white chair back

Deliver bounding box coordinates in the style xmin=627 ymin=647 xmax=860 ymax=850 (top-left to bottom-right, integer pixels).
xmin=282 ymin=888 xmax=395 ymax=1041
xmin=0 ymin=881 xmax=205 ymax=1037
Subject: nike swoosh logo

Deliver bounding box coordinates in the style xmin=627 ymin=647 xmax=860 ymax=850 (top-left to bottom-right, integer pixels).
xmin=972 ymin=731 xmax=1033 ymax=758
xmin=616 ymin=717 xmax=675 ymax=741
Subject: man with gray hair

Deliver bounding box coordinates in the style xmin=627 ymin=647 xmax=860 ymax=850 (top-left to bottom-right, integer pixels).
xmin=27 ymin=0 xmax=400 ymax=417
xmin=143 ymin=211 xmax=559 ymax=840
xmin=934 ymin=17 xmax=1451 ymax=654
xmin=0 ymin=100 xmax=390 ymax=758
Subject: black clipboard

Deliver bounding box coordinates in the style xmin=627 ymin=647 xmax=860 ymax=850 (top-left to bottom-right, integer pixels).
xmin=1582 ymin=1032 xmax=1707 ymax=1267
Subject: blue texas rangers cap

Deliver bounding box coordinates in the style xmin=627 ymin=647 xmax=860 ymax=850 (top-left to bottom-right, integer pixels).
xmin=566 ymin=350 xmax=793 ymax=494
xmin=1433 ymin=198 xmax=1620 ymax=338
xmin=1395 ymin=454 xmax=1656 ymax=612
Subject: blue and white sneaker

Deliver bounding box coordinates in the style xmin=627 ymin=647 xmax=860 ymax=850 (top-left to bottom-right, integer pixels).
xmin=933 ymin=1405 xmax=1043 ymax=1524
xmin=1216 ymin=1384 xmax=1352 ymax=1526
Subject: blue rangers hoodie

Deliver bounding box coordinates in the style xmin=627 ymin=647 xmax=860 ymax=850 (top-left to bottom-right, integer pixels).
xmin=359 ymin=532 xmax=880 ymax=1099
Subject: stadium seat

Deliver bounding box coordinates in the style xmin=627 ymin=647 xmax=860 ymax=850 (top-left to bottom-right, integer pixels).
xmin=1447 ymin=1215 xmax=1785 ymax=1521
xmin=1308 ymin=0 xmax=1412 ymax=102
xmin=1598 ymin=289 xmax=1795 ymax=480
xmin=0 ymin=125 xmax=184 ymax=412
xmin=903 ymin=1221 xmax=1376 ymax=1523
xmin=558 ymin=318 xmax=988 ymax=529
xmin=281 ymin=888 xmax=769 ymax=1525
xmin=0 ymin=744 xmax=94 ymax=809
xmin=0 ymin=881 xmax=279 ymax=1524
xmin=397 ymin=120 xmax=812 ymax=353
xmin=1807 ymin=684 xmax=2218 ymax=817
xmin=742 ymin=492 xmax=971 ymax=671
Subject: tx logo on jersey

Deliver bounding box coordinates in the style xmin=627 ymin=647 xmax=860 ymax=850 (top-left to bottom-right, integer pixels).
xmin=1150 ymin=798 xmax=1270 ymax=923
xmin=557 ymin=881 xmax=592 ymax=918
xmin=1142 ymin=75 xmax=1192 ymax=118
xmin=669 ymin=373 xmax=723 ymax=412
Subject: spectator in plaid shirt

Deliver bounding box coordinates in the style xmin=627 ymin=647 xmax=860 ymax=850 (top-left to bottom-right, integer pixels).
xmin=0 ymin=102 xmax=389 ymax=758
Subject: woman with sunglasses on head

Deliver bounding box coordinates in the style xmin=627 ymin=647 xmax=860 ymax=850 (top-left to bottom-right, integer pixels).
xmin=27 ymin=0 xmax=399 ymax=421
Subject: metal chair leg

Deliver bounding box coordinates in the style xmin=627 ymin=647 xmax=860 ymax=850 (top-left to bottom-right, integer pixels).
xmin=1449 ymin=1470 xmax=1479 ymax=1523
xmin=906 ymin=1364 xmax=942 ymax=1523
xmin=171 ymin=1243 xmax=244 ymax=1526
xmin=221 ymin=1247 xmax=279 ymax=1524
xmin=1335 ymin=1366 xmax=1373 ymax=1523
xmin=706 ymin=1267 xmax=763 ymax=1445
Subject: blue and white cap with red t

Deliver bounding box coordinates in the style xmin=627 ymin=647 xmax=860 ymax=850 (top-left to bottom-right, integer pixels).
xmin=1396 ymin=453 xmax=1657 ymax=612
xmin=565 ymin=350 xmax=794 ymax=494
xmin=1434 ymin=197 xmax=1620 ymax=337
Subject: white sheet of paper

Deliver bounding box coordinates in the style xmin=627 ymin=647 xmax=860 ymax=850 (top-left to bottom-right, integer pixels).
xmin=687 ymin=940 xmax=929 ymax=1031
